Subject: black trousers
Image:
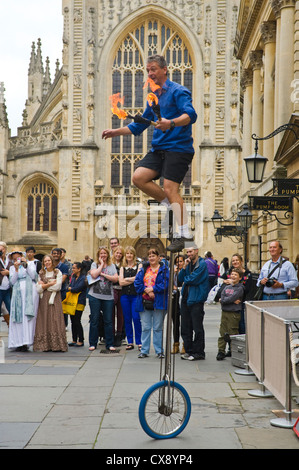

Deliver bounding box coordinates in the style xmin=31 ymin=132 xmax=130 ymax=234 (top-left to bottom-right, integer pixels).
xmin=70 ymin=310 xmax=84 ymax=343
xmin=180 ymin=301 xmax=205 ymax=357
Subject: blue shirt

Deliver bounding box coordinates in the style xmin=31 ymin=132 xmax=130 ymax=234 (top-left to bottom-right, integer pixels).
xmin=257 ymin=257 xmax=299 ymax=294
xmin=128 ymin=79 xmax=197 ymax=154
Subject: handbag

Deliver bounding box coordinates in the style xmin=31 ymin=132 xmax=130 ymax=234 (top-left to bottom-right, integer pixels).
xmin=62 ymin=291 xmax=80 ymax=315
xmin=143 ymin=298 xmax=154 ymax=310
xmin=253 ymin=285 xmax=264 ymax=301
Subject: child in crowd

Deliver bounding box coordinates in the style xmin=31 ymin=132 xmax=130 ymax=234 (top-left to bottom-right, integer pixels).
xmin=216 ymin=268 xmax=245 ymax=361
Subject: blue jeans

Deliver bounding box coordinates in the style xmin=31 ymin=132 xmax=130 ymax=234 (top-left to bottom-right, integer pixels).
xmin=88 ymin=295 xmax=114 ymax=349
xmin=262 ymin=293 xmax=289 ymax=301
xmin=120 ymin=295 xmax=141 ymax=345
xmin=139 ymin=309 xmax=165 ymax=355
xmin=0 ymin=288 xmax=11 ymax=313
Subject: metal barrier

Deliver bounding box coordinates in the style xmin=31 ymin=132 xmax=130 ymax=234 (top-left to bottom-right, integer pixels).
xmin=243 ymin=300 xmax=299 ymax=428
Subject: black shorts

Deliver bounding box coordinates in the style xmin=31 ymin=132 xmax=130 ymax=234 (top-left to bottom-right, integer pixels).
xmin=137 ymin=150 xmax=194 ymax=184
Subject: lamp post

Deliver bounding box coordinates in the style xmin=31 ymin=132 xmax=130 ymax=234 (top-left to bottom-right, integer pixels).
xmin=212 ymin=204 xmax=253 ymax=269
xmin=244 ymin=123 xmax=299 ymax=183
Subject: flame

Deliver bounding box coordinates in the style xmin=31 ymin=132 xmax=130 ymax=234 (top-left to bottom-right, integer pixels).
xmin=109 ymin=93 xmax=128 ymax=120
xmin=143 ymin=77 xmax=161 ymax=92
xmin=147 ymin=92 xmax=159 ymax=107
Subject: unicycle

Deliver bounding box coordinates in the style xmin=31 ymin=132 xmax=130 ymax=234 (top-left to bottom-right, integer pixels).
xmin=138 ymin=204 xmax=192 ymax=439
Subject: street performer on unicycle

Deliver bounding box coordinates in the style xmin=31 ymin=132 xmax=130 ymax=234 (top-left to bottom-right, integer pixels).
xmin=102 ymin=54 xmax=197 ymax=253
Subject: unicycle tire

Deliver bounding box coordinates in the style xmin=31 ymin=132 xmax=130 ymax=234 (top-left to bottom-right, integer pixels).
xmin=139 ymin=380 xmax=191 ymax=439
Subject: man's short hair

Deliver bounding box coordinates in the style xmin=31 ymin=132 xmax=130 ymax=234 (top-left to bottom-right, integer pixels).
xmin=52 ymin=248 xmax=62 ymax=255
xmin=147 ymin=54 xmax=167 ymax=69
xmin=26 ymin=246 xmax=36 ymax=253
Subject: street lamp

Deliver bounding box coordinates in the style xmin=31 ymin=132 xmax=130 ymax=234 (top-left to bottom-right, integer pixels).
xmin=236 ymin=203 xmax=253 ymax=231
xmin=211 ymin=209 xmax=224 ymax=229
xmin=214 ymin=228 xmax=222 ymax=243
xmin=245 ymin=123 xmax=299 ymax=183
xmin=244 ymin=141 xmax=268 ymax=184
xmin=211 ymin=205 xmax=252 ymax=269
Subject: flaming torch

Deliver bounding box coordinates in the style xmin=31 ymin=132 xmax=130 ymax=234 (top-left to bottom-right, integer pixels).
xmin=109 ymin=93 xmax=157 ymax=127
xmin=143 ymin=78 xmax=165 ymax=131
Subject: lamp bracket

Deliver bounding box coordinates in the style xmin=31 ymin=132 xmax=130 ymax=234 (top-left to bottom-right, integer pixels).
xmin=252 ymin=122 xmax=299 ymax=146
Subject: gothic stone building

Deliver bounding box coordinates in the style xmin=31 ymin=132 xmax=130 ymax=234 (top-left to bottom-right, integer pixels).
xmin=0 ymin=0 xmax=242 ymax=262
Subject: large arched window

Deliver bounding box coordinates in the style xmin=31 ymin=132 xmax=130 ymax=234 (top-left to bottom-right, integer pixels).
xmin=111 ymin=19 xmax=193 ymax=194
xmin=26 ymin=181 xmax=57 ymax=232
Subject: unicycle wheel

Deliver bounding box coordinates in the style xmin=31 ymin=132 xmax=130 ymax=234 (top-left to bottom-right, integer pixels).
xmin=139 ymin=380 xmax=191 ymax=439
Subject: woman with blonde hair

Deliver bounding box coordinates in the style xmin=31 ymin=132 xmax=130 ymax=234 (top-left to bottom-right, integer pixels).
xmin=111 ymin=245 xmax=125 ymax=345
xmin=88 ymin=246 xmax=118 ymax=351
xmin=119 ymin=246 xmax=142 ymax=351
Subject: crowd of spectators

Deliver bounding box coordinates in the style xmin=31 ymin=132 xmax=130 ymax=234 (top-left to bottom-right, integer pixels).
xmin=0 ymin=239 xmax=298 ymax=362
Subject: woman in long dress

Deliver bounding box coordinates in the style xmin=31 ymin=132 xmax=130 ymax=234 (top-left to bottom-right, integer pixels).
xmin=8 ymin=250 xmax=38 ymax=352
xmin=33 ymin=254 xmax=68 ymax=352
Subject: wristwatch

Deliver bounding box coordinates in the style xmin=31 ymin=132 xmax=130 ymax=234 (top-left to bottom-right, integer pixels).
xmin=170 ymin=120 xmax=175 ymax=130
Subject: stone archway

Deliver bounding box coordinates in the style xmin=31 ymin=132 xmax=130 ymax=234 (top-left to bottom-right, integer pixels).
xmin=134 ymin=237 xmax=166 ymax=261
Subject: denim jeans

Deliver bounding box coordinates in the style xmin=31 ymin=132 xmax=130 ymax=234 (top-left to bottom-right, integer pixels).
xmin=262 ymin=293 xmax=288 ymax=301
xmin=120 ymin=295 xmax=141 ymax=345
xmin=139 ymin=309 xmax=165 ymax=355
xmin=0 ymin=288 xmax=11 ymax=313
xmin=88 ymin=295 xmax=114 ymax=349
xmin=181 ymin=301 xmax=205 ymax=357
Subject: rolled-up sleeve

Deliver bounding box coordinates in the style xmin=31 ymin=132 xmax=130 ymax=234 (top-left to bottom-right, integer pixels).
xmin=174 ymin=88 xmax=197 ymax=124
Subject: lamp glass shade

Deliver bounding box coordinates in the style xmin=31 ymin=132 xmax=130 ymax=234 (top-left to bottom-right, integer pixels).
xmin=211 ymin=210 xmax=223 ymax=229
xmin=244 ymin=153 xmax=268 ymax=183
xmin=238 ymin=204 xmax=253 ymax=230
xmin=215 ymin=229 xmax=222 ymax=243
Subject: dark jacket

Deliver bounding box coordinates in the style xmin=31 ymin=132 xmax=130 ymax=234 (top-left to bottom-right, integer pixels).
xmin=134 ymin=262 xmax=169 ymax=312
xmin=69 ymin=274 xmax=87 ymax=306
xmin=178 ymin=256 xmax=210 ymax=306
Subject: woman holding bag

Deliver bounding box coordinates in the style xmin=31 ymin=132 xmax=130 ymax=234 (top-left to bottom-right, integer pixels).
xmin=119 ymin=246 xmax=141 ymax=351
xmin=68 ymin=262 xmax=87 ymax=347
xmin=134 ymin=248 xmax=169 ymax=358
xmin=33 ymin=255 xmax=68 ymax=352
xmin=88 ymin=247 xmax=118 ymax=352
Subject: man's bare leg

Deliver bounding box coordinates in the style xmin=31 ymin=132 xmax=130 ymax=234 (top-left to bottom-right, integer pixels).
xmin=133 ymin=169 xmax=192 ymax=250
xmin=132 ymin=167 xmax=166 ymax=202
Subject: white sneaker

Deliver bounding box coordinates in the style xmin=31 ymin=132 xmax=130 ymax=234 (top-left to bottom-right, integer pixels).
xmin=181 ymin=353 xmax=191 ymax=360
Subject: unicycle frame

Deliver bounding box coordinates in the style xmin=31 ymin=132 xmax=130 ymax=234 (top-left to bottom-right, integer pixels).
xmin=138 ymin=203 xmax=191 ymax=439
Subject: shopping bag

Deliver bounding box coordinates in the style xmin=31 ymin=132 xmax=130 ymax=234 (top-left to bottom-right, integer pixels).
xmin=206 ymin=284 xmax=221 ymax=304
xmin=62 ymin=291 xmax=80 ymax=315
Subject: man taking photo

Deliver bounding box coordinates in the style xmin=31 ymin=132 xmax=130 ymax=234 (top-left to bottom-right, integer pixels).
xmin=257 ymin=241 xmax=298 ymax=300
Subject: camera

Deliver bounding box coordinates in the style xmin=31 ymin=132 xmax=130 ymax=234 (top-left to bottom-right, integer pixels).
xmin=266 ymin=277 xmax=277 ymax=287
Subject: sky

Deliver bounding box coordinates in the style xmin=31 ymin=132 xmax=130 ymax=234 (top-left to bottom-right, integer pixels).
xmin=0 ymin=0 xmax=63 ymax=135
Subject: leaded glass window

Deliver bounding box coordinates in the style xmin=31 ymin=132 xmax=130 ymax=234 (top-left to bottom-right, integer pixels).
xmin=27 ymin=182 xmax=58 ymax=232
xmin=111 ymin=19 xmax=193 ymax=193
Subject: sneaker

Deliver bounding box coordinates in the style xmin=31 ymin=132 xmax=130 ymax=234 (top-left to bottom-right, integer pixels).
xmin=216 ymin=351 xmax=226 ymax=361
xmin=138 ymin=353 xmax=148 ymax=358
xmin=157 ymin=353 xmax=165 ymax=359
xmin=166 ymin=235 xmax=194 ymax=253
xmin=181 ymin=353 xmax=191 ymax=360
xmin=190 ymin=354 xmax=205 ymax=360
